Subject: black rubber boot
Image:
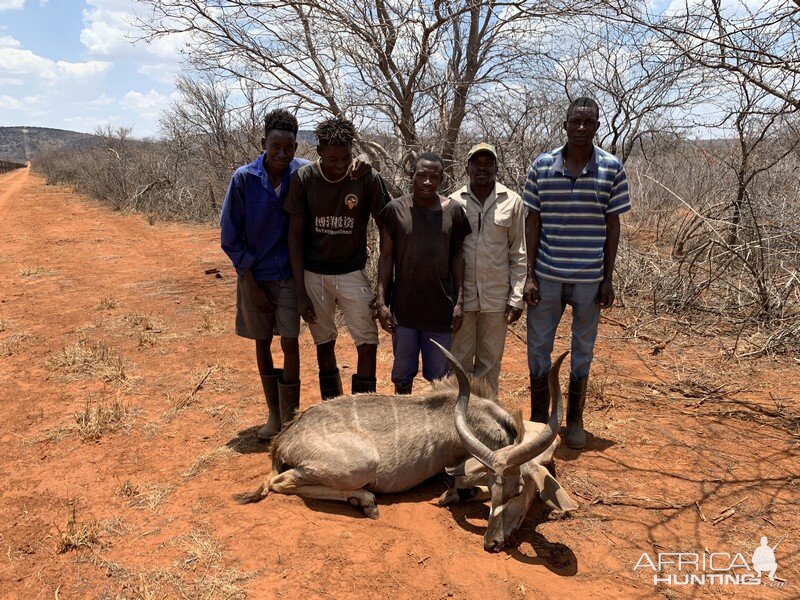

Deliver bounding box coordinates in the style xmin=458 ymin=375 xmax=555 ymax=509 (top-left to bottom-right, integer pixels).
xmin=257 ymin=369 xmax=282 ymax=441
xmin=565 ymin=375 xmax=588 ymax=449
xmin=394 ymin=382 xmax=412 ymax=395
xmin=352 ymin=374 xmax=377 ymax=394
xmin=278 ymin=379 xmax=301 ymax=426
xmin=319 ymin=368 xmax=343 ymax=401
xmin=530 ymin=373 xmax=550 ymax=423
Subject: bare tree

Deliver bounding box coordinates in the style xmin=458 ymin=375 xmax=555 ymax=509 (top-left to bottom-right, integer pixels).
xmin=620 ymin=0 xmax=800 ymax=110
xmin=542 ymin=19 xmax=703 ymax=162
xmin=135 ymin=0 xmax=596 ymax=182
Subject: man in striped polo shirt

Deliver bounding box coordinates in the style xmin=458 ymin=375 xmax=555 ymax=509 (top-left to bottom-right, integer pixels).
xmin=523 ymin=97 xmax=631 ymax=450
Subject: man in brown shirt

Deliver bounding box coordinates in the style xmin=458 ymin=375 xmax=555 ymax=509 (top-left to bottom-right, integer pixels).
xmin=374 ymin=152 xmax=471 ymax=394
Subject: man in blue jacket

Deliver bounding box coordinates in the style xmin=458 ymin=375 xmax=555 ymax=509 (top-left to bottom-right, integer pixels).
xmin=220 ymin=109 xmax=305 ymax=441
xmin=220 ymin=109 xmax=369 ymax=440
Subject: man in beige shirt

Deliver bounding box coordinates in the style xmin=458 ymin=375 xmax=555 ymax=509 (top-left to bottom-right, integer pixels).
xmin=450 ymin=143 xmax=527 ymax=393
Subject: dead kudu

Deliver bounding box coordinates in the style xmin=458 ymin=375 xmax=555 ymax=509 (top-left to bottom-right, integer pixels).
xmin=234 ymin=346 xmax=577 ymax=551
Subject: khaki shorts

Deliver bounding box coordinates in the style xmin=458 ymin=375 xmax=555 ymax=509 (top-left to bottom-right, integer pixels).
xmin=304 ymin=269 xmax=378 ymax=346
xmin=236 ymin=277 xmax=300 ymax=339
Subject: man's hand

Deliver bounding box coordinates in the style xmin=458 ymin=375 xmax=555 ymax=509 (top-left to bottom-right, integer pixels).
xmin=597 ymin=280 xmax=615 ymax=309
xmin=375 ymin=302 xmax=394 ymax=333
xmin=523 ymin=275 xmax=540 ymax=306
xmin=246 ymin=276 xmax=275 ymax=311
xmin=297 ymin=292 xmax=317 ymax=323
xmin=505 ymin=305 xmax=523 ymax=324
xmin=451 ymin=303 xmax=464 ymax=334
xmin=350 ymin=153 xmax=372 ymax=179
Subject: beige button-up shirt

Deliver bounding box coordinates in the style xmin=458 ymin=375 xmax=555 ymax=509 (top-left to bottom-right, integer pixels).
xmin=450 ymin=182 xmax=527 ymax=313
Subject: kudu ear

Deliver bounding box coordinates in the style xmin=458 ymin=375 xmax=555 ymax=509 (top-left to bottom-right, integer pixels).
xmin=531 ymin=463 xmax=579 ymax=513
xmin=446 ymin=458 xmax=490 ymax=486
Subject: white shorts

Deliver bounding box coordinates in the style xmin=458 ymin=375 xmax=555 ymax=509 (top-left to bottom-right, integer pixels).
xmin=304 ymin=269 xmax=378 ymax=346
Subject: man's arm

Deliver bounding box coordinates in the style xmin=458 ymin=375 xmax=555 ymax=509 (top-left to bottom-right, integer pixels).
xmin=524 ymin=210 xmax=542 ymax=306
xmin=598 ymin=214 xmax=620 ymax=309
xmin=220 ymin=174 xmax=255 ymax=274
xmin=220 ymin=174 xmax=274 ymax=310
xmin=288 ymin=214 xmax=316 ymax=323
xmin=506 ymin=198 xmax=527 ymax=324
xmin=375 ymin=224 xmax=395 ymax=333
xmin=451 ymin=244 xmax=465 ymax=333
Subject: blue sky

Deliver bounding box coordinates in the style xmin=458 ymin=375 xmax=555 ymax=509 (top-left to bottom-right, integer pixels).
xmin=0 ymin=0 xmax=183 ymax=137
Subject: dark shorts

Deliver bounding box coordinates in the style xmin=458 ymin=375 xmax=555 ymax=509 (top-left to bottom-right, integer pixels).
xmin=235 ymin=277 xmax=300 ymax=339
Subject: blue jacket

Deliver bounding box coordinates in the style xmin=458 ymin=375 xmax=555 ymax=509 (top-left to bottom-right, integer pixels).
xmin=220 ymin=154 xmax=310 ymax=281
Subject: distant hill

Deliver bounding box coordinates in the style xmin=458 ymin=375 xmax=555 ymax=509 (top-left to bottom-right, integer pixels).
xmin=0 ymin=127 xmax=98 ymax=164
xmin=0 ymin=126 xmax=318 ymax=164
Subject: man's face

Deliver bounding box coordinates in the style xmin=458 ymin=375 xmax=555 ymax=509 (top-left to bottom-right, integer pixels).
xmin=412 ymin=159 xmax=443 ymax=201
xmin=317 ymin=144 xmax=352 ymax=179
xmin=466 ymin=152 xmax=497 ymax=188
xmin=262 ymin=129 xmax=297 ymax=173
xmin=564 ymin=106 xmax=600 ymax=150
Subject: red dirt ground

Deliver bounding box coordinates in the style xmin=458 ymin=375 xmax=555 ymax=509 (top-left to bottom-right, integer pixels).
xmin=0 ymin=168 xmax=797 ymax=599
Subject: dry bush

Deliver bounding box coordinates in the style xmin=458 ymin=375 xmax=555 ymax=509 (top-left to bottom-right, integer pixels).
xmin=56 ymin=504 xmax=101 ymax=553
xmin=614 ymin=138 xmax=800 ymax=356
xmin=34 ymin=125 xmax=237 ymax=224
xmin=75 ymin=396 xmax=132 ymax=441
xmin=49 ymin=340 xmax=127 ymax=382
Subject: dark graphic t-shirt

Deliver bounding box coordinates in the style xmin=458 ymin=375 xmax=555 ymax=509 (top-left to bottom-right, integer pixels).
xmin=284 ymin=163 xmax=386 ymax=274
xmin=380 ymin=195 xmax=471 ymax=332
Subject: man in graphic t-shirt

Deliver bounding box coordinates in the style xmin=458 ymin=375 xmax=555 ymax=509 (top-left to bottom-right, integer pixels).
xmin=285 ymin=117 xmax=387 ymax=400
xmin=374 ymin=152 xmax=471 ymax=394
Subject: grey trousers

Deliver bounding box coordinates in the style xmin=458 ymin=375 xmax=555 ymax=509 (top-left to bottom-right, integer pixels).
xmin=451 ymin=311 xmax=507 ymax=394
xmin=526 ymin=278 xmax=601 ymax=379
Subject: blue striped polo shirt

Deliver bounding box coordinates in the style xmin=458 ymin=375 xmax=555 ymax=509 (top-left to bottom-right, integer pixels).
xmin=523 ymin=145 xmax=631 ymax=283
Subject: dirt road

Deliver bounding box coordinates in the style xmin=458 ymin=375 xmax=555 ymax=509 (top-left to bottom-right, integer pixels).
xmin=0 ymin=169 xmax=796 ymax=598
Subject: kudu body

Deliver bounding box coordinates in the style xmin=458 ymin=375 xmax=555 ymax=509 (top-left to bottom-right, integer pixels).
xmin=234 ymin=348 xmax=577 ymax=551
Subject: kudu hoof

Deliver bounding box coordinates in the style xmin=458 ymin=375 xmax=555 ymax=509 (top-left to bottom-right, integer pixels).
xmin=363 ymin=504 xmax=380 ymax=519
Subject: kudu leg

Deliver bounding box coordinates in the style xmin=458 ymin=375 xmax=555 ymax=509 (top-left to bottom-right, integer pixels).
xmin=269 ymin=469 xmax=380 ymax=519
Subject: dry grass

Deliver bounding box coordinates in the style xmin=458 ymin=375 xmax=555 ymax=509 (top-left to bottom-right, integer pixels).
xmin=197 ymin=310 xmax=219 ymax=332
xmin=0 ymin=332 xmax=31 ymax=357
xmin=49 ymin=340 xmax=127 ymax=382
xmin=19 ymin=265 xmax=56 ymax=277
xmin=126 ymin=482 xmax=172 ymax=511
xmin=0 ymin=319 xmax=6 ymax=332
xmin=122 ymin=312 xmax=162 ymax=331
xmin=121 ymin=313 xmax=165 ymax=348
xmin=97 ymin=297 xmax=118 ymax=310
xmin=171 ymin=530 xmax=252 ymax=599
xmin=56 ymin=504 xmax=101 ymax=553
xmin=116 ymin=479 xmax=139 ymax=499
xmin=163 ymin=365 xmax=217 ymax=421
xmin=75 ymin=396 xmax=132 ymax=441
xmin=101 ymin=516 xmax=132 ymax=538
xmin=182 ymin=446 xmax=234 ymax=479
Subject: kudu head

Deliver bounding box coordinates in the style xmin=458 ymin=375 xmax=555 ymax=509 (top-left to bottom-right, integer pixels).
xmin=434 ymin=343 xmax=576 ymax=552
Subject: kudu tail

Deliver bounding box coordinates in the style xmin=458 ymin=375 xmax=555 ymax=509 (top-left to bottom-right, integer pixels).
xmin=231 ymin=484 xmax=270 ymax=505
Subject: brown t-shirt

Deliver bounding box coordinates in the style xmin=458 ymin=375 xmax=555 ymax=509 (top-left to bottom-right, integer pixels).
xmin=284 ymin=163 xmax=387 ymax=274
xmin=380 ymin=194 xmax=471 ymax=332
